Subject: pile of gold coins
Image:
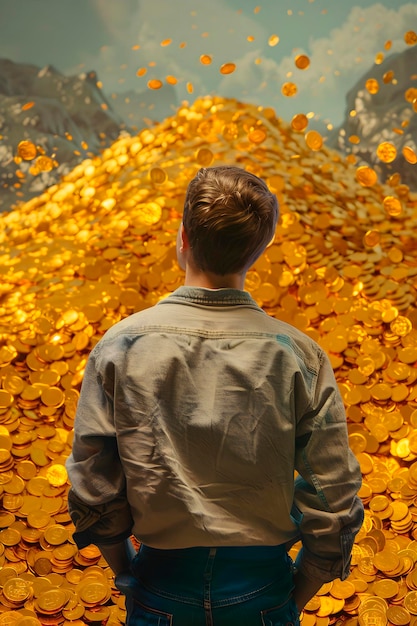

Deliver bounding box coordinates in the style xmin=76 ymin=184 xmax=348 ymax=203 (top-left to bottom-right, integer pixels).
xmin=0 ymin=95 xmax=417 ymax=626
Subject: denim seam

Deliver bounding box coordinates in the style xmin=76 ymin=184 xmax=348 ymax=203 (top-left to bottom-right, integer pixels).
xmin=138 ymin=579 xmax=277 ymax=609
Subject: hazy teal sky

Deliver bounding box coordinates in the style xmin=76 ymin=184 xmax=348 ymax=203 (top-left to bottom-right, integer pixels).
xmin=1 ymin=0 xmax=416 ymax=124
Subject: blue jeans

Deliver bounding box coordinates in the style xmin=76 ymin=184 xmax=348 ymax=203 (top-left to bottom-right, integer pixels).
xmin=115 ymin=544 xmax=300 ymax=626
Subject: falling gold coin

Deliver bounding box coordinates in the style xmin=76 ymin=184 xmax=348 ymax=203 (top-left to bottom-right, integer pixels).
xmin=268 ymin=34 xmax=280 ymax=46
xmin=281 ymin=82 xmax=297 ymax=97
xmin=291 ymin=113 xmax=308 ymax=131
xmin=166 ymin=75 xmax=177 ymax=85
xmin=383 ymin=196 xmax=402 ymax=216
xmin=383 ymin=70 xmax=394 ymax=84
xmin=160 ymin=38 xmax=172 ymax=47
xmin=356 ymin=165 xmax=378 ymax=187
xmin=147 ymin=79 xmax=163 ymax=90
xmin=294 ymin=54 xmax=310 ymax=70
xmin=374 ymin=52 xmax=384 ymax=65
xmin=22 ymin=101 xmax=35 ymax=111
xmin=149 ymin=167 xmax=167 ymax=184
xmin=136 ymin=68 xmax=147 ymax=77
xmin=402 ymin=146 xmax=417 ymax=164
xmin=196 ymin=148 xmax=214 ymax=166
xmin=305 ymin=130 xmax=323 ymax=151
xmin=220 ymin=62 xmax=236 ymax=75
xmin=186 ymin=82 xmax=193 ymax=94
xmin=363 ymin=230 xmax=381 ymax=248
xmin=376 ymin=142 xmax=397 ymax=163
xmin=35 ymin=156 xmax=55 ymax=172
xmin=365 ymin=78 xmax=379 ymax=94
xmin=248 ymin=128 xmax=267 ymax=144
xmin=17 ymin=140 xmax=37 ymax=161
xmin=200 ymin=54 xmax=212 ymax=65
xmin=404 ymin=30 xmax=417 ymax=45
xmin=405 ymin=87 xmax=417 ymax=103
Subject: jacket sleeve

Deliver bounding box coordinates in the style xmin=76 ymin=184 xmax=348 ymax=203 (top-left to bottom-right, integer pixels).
xmin=292 ymin=350 xmax=364 ymax=582
xmin=65 ymin=346 xmax=134 ymax=548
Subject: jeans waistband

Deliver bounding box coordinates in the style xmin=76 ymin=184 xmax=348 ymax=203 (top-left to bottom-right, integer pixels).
xmin=139 ymin=544 xmax=288 ymax=562
xmin=128 ymin=543 xmax=294 ymax=609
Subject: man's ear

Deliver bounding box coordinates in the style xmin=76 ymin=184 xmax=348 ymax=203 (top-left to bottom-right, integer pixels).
xmin=181 ymin=224 xmax=190 ymax=251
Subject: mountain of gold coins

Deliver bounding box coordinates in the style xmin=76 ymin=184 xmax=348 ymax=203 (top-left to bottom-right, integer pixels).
xmin=1 ymin=95 xmax=417 ymax=626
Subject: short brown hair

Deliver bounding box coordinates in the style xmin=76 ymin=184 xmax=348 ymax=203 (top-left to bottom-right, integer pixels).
xmin=182 ymin=166 xmax=279 ymax=275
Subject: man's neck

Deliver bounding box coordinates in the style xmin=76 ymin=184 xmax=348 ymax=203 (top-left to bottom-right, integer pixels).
xmin=184 ymin=267 xmax=245 ymax=290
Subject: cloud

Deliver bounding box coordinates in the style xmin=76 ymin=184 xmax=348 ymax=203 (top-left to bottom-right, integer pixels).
xmin=72 ymin=0 xmax=267 ymax=95
xmin=269 ymin=3 xmax=417 ymax=119
xmin=65 ymin=1 xmax=417 ymax=125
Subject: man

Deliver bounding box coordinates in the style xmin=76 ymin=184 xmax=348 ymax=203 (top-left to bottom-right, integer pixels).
xmin=66 ymin=165 xmax=363 ymax=625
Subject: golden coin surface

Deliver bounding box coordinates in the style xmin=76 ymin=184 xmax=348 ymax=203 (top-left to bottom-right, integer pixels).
xmin=36 ymin=588 xmax=68 ymax=612
xmin=386 ymin=606 xmax=411 ymax=626
xmin=17 ymin=140 xmax=38 ymax=160
xmin=376 ymin=142 xmax=397 ymax=163
xmin=196 ymin=148 xmax=214 ymax=166
xmin=281 ymin=82 xmax=298 ymax=97
xmin=365 ymin=78 xmax=379 ymax=94
xmin=200 ymin=54 xmax=212 ymax=65
xmin=291 ymin=113 xmax=308 ymax=131
xmin=403 ymin=146 xmax=417 ymax=164
xmin=294 ymin=54 xmax=310 ymax=69
xmin=305 ymin=130 xmax=323 ymax=151
xmin=147 ymin=78 xmax=163 ymax=90
xmin=268 ymin=35 xmax=280 ymax=46
xmin=404 ymin=31 xmax=417 ymax=45
xmin=356 ymin=166 xmax=378 ymax=186
xmin=219 ymin=62 xmax=236 ymax=75
xmin=149 ymin=167 xmax=167 ymax=184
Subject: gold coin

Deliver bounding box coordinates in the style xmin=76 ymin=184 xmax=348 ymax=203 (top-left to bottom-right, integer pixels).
xmin=3 ymin=577 xmax=32 ymax=603
xmin=45 ymin=464 xmax=68 ymax=487
xmin=196 ymin=148 xmax=214 ymax=167
xmin=147 ymin=78 xmax=163 ymax=90
xmin=373 ymin=578 xmax=400 ymax=599
xmin=404 ymin=591 xmax=417 ymax=615
xmin=376 ymin=142 xmax=397 ymax=163
xmin=291 ymin=114 xmax=308 ymax=132
xmin=330 ymin=579 xmax=355 ymax=599
xmin=356 ymin=166 xmax=378 ymax=186
xmin=281 ymin=82 xmax=298 ymax=97
xmin=363 ymin=230 xmax=380 ymax=248
xmin=78 ymin=581 xmax=109 ymax=604
xmin=200 ymin=54 xmax=212 ymax=65
xmin=17 ymin=140 xmax=38 ymax=161
xmin=268 ymin=35 xmax=279 ymax=47
xmin=219 ymin=62 xmax=236 ymax=75
xmin=149 ymin=167 xmax=167 ymax=184
xmin=383 ymin=196 xmax=402 ymax=216
xmin=36 ymin=156 xmax=54 ymax=172
xmin=365 ymin=79 xmax=379 ymax=94
xmin=403 ymin=146 xmax=417 ymax=164
xmin=386 ymin=606 xmax=411 ymax=626
xmin=294 ymin=54 xmax=310 ymax=70
xmin=248 ymin=129 xmax=267 ymax=144
xmin=36 ymin=588 xmax=68 ymax=612
xmin=404 ymin=31 xmax=417 ymax=45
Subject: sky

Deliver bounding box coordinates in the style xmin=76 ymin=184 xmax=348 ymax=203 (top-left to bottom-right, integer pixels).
xmin=1 ymin=0 xmax=416 ymax=126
